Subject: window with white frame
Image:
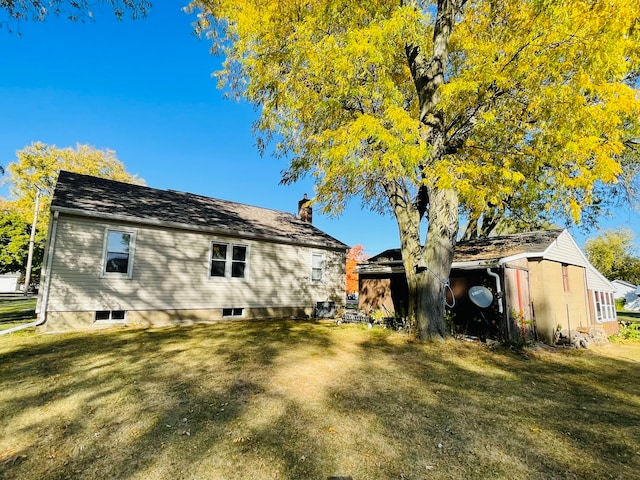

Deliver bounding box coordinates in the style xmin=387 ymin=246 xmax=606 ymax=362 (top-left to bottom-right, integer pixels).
xmin=102 ymin=229 xmax=135 ymax=277
xmin=311 ymin=252 xmax=325 ymax=282
xmin=210 ymin=242 xmax=248 ymax=279
xmin=594 ymin=290 xmax=616 ymax=323
xmin=95 ymin=310 xmax=127 ymax=322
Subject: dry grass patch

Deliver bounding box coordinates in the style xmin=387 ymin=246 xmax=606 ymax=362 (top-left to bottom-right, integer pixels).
xmin=1 ymin=320 xmax=638 ymax=479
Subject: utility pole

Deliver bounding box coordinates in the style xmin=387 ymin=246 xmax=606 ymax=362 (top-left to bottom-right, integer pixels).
xmin=24 ymin=188 xmax=40 ymax=295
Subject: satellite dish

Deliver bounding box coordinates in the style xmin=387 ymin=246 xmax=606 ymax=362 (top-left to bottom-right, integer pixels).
xmin=469 ymin=286 xmax=493 ymax=309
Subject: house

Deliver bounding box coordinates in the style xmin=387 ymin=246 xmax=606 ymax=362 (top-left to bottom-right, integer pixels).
xmin=0 ymin=272 xmax=21 ymax=293
xmin=357 ymin=229 xmax=618 ymax=344
xmin=36 ymin=171 xmax=348 ymax=332
xmin=611 ymin=279 xmax=638 ymax=303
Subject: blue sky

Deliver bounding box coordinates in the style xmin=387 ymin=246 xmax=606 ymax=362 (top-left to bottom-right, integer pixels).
xmin=1 ymin=2 xmax=638 ymax=255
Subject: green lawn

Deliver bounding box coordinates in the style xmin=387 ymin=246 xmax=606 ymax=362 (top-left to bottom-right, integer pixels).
xmin=0 ymin=297 xmax=37 ymax=332
xmin=617 ymin=309 xmax=640 ymax=324
xmin=1 ymin=320 xmax=638 ymax=480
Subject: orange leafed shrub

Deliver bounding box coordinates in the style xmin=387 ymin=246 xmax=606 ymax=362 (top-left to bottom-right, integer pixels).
xmin=346 ymin=244 xmax=369 ymax=294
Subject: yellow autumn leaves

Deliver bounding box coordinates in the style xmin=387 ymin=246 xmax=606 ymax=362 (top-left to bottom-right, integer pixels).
xmin=190 ymin=0 xmax=640 ymax=227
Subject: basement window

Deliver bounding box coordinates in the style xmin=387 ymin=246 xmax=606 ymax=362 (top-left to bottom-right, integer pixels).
xmin=222 ymin=308 xmax=244 ymax=318
xmin=95 ymin=310 xmax=127 ymax=322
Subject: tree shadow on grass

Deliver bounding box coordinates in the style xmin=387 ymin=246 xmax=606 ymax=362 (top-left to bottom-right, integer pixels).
xmin=0 ymin=320 xmax=342 ymax=480
xmin=327 ymin=335 xmax=640 ymax=479
xmin=1 ymin=323 xmax=639 ymax=480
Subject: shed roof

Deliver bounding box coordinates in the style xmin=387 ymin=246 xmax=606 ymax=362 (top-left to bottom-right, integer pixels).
xmin=361 ymin=230 xmax=615 ymax=292
xmin=51 ymin=171 xmax=348 ymax=250
xmin=367 ymin=229 xmax=566 ymax=265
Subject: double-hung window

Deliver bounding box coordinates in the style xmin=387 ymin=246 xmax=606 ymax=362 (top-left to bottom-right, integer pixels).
xmin=102 ymin=229 xmax=135 ymax=278
xmin=210 ymin=242 xmax=248 ymax=279
xmin=311 ymin=253 xmax=325 ymax=283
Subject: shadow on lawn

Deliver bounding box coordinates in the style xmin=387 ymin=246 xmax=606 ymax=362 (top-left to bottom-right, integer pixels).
xmin=0 ymin=321 xmax=343 ymax=479
xmin=1 ymin=322 xmax=639 ymax=480
xmin=330 ymin=337 xmax=640 ymax=479
xmin=0 ymin=299 xmax=36 ymax=325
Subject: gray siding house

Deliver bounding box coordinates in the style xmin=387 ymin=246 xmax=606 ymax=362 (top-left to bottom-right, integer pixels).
xmin=37 ymin=171 xmax=348 ymax=332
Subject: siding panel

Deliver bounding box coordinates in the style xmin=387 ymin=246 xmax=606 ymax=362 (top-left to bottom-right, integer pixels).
xmin=45 ymin=214 xmax=346 ymax=314
xmin=543 ymin=230 xmax=588 ymax=267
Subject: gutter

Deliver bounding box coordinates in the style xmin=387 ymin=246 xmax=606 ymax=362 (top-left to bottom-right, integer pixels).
xmin=0 ymin=211 xmax=59 ymax=335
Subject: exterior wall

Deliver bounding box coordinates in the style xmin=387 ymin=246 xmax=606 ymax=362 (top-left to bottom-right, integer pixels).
xmin=42 ymin=306 xmax=314 ymax=333
xmin=0 ymin=273 xmax=20 ymax=293
xmin=358 ymin=273 xmax=408 ymax=317
xmin=40 ymin=214 xmax=346 ymax=331
xmin=528 ymin=260 xmax=590 ymax=343
xmin=503 ymin=265 xmax=533 ymax=342
xmin=542 ymin=231 xmax=588 ymax=267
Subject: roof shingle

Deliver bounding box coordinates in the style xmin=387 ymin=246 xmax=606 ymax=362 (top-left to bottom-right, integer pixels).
xmin=367 ymin=229 xmax=565 ymax=264
xmin=51 ymin=171 xmax=347 ymax=250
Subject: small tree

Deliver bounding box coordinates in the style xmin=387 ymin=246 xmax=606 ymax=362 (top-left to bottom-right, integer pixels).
xmin=0 ymin=142 xmax=143 ymax=278
xmin=585 ymin=229 xmax=640 ymax=285
xmin=345 ymin=244 xmax=369 ymax=295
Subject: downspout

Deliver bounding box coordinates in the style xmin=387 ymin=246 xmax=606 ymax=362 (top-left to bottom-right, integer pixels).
xmin=0 ymin=211 xmax=58 ymax=335
xmin=486 ymin=268 xmax=503 ymax=314
xmin=487 ymin=267 xmax=507 ymax=339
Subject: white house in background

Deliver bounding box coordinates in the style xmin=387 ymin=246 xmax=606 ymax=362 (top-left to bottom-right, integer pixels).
xmin=37 ymin=171 xmax=348 ymax=332
xmin=0 ymin=272 xmax=20 ymax=293
xmin=611 ymin=279 xmax=639 ymax=304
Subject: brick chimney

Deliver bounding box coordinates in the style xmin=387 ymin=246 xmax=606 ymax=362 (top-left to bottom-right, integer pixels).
xmin=298 ymin=194 xmax=312 ymax=223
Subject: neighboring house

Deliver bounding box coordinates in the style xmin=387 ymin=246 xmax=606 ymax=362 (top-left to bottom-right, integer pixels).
xmin=0 ymin=272 xmax=20 ymax=293
xmin=37 ymin=171 xmax=348 ymax=332
xmin=357 ymin=229 xmax=618 ymax=344
xmin=611 ymin=279 xmax=638 ymax=304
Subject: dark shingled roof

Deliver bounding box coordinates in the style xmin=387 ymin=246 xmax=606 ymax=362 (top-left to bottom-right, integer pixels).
xmin=367 ymin=229 xmax=565 ymax=265
xmin=51 ymin=171 xmax=348 ymax=250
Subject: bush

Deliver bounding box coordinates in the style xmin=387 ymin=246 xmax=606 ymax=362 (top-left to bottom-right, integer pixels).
xmin=617 ymin=322 xmax=640 ymax=341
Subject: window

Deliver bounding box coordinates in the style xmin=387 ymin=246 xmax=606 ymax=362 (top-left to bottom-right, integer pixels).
xmin=594 ymin=291 xmax=616 ymax=323
xmin=311 ymin=253 xmax=324 ymax=282
xmin=103 ymin=229 xmax=135 ymax=277
xmin=222 ymin=307 xmax=244 ymax=317
xmin=210 ymin=242 xmax=248 ymax=279
xmin=95 ymin=310 xmax=126 ymax=322
xmin=562 ymin=264 xmax=570 ymax=292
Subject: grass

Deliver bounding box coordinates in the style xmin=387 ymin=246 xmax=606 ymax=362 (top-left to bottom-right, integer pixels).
xmin=0 ymin=297 xmax=37 ymax=332
xmin=1 ymin=320 xmax=639 ymax=480
xmin=617 ymin=309 xmax=640 ymax=325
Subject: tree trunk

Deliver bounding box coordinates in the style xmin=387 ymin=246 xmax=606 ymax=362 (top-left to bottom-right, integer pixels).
xmin=395 ymin=0 xmax=461 ymax=340
xmin=392 ymin=185 xmax=459 ymax=340
xmin=418 ymin=187 xmax=459 ymax=339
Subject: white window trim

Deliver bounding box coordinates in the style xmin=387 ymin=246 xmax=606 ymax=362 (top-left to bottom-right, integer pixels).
xmin=594 ymin=290 xmax=617 ymax=323
xmin=94 ymin=310 xmax=127 ymax=324
xmin=101 ymin=227 xmax=136 ymax=279
xmin=208 ymin=241 xmax=250 ymax=280
xmin=311 ymin=252 xmax=325 ymax=284
xmin=222 ymin=307 xmax=245 ymax=318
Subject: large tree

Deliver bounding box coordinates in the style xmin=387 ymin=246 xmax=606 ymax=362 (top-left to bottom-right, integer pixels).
xmin=1 ymin=0 xmax=150 ymax=22
xmin=0 ymin=142 xmax=143 ymax=279
xmin=189 ymin=0 xmax=640 ymax=339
